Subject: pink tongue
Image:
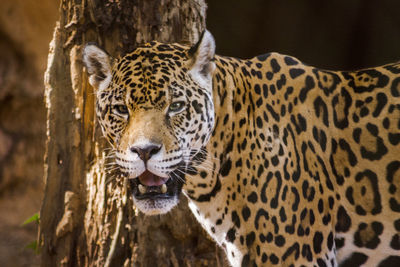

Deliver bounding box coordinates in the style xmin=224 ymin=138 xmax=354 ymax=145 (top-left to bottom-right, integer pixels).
xmin=139 ymin=171 xmax=168 ymax=186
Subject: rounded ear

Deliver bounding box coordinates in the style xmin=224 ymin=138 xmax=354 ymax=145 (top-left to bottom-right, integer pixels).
xmin=82 ymin=43 xmax=112 ymax=91
xmin=188 ymin=30 xmax=216 ymax=85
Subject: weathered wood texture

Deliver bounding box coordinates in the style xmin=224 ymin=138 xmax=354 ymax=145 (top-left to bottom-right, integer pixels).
xmin=39 ymin=0 xmax=227 ymax=266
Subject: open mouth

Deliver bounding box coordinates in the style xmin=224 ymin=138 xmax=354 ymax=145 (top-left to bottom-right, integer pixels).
xmin=129 ymin=170 xmax=184 ymax=200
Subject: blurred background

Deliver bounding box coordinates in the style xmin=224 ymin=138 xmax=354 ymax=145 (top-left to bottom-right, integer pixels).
xmin=0 ymin=0 xmax=399 ymax=266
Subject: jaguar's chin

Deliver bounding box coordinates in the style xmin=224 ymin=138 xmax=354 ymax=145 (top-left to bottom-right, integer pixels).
xmin=129 ymin=170 xmax=184 ymax=215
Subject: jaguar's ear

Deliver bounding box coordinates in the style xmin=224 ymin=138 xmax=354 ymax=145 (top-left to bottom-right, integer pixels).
xmin=188 ymin=30 xmax=216 ymax=85
xmin=83 ymin=43 xmax=112 ymax=91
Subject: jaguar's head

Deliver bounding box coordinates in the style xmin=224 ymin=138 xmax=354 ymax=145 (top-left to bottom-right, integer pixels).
xmin=83 ymin=31 xmax=216 ymax=215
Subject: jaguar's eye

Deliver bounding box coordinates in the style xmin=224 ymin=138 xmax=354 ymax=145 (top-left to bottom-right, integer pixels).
xmin=114 ymin=104 xmax=129 ymax=115
xmin=168 ymin=101 xmax=185 ymax=113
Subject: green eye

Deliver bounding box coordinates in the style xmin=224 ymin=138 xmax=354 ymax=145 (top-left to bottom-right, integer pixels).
xmin=114 ymin=104 xmax=129 ymax=115
xmin=169 ymin=101 xmax=185 ymax=113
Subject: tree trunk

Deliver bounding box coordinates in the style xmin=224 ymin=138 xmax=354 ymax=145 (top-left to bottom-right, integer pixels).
xmin=39 ymin=0 xmax=226 ymax=266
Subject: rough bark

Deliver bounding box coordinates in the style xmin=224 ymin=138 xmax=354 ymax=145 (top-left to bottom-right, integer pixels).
xmin=39 ymin=1 xmax=226 ymax=266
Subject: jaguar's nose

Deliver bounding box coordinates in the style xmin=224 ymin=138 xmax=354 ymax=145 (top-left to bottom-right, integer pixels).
xmin=130 ymin=144 xmax=162 ymax=162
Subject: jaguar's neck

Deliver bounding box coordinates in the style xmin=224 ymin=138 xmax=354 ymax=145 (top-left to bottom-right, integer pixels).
xmin=183 ymin=55 xmax=242 ymax=199
xmin=183 ymin=55 xmax=277 ymax=246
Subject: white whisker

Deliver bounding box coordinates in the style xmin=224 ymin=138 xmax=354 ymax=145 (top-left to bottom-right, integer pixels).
xmin=170 ymin=170 xmax=186 ymax=184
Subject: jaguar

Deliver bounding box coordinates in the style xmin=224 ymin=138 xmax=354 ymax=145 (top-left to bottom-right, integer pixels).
xmin=83 ymin=30 xmax=400 ymax=266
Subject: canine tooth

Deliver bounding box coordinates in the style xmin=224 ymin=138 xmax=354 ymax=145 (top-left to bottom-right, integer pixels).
xmin=138 ymin=184 xmax=146 ymax=194
xmin=161 ymin=184 xmax=167 ymax=194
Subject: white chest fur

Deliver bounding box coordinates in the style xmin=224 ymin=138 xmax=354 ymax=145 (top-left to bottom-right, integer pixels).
xmin=187 ymin=199 xmax=243 ymax=266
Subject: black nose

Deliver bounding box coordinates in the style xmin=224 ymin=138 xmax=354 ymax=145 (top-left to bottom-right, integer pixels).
xmin=130 ymin=144 xmax=162 ymax=162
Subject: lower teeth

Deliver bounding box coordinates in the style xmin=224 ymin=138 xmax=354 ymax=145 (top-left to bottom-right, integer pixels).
xmin=138 ymin=184 xmax=146 ymax=194
xmin=161 ymin=184 xmax=167 ymax=194
xmin=137 ymin=183 xmax=167 ymax=194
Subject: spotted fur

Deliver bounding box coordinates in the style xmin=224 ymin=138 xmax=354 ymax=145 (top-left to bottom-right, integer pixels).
xmin=83 ymin=31 xmax=400 ymax=266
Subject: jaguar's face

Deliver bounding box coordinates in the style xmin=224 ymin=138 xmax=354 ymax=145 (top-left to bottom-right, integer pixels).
xmin=83 ymin=32 xmax=216 ymax=215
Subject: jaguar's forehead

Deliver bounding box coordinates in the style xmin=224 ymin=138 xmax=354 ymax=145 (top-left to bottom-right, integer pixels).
xmin=110 ymin=41 xmax=191 ymax=108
